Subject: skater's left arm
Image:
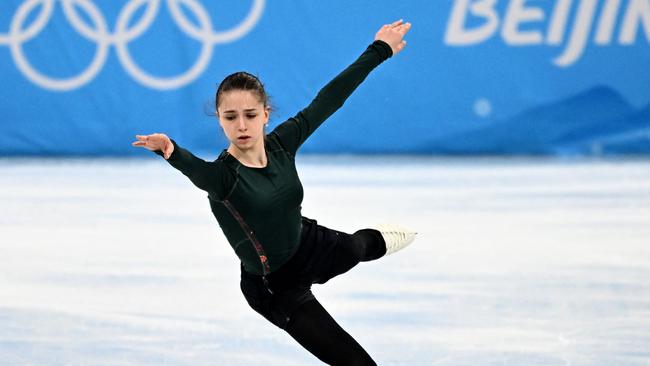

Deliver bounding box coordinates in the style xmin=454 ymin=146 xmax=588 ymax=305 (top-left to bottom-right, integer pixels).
xmin=270 ymin=20 xmax=411 ymax=156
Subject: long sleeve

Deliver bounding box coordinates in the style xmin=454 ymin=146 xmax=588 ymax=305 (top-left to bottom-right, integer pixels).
xmin=154 ymin=139 xmax=227 ymax=198
xmin=270 ymin=40 xmax=393 ymax=156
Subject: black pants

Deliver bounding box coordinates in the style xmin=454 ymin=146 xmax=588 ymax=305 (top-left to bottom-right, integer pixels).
xmin=240 ymin=216 xmax=386 ymax=365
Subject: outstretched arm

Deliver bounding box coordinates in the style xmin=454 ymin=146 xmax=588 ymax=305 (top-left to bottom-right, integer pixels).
xmin=132 ymin=133 xmax=223 ymax=195
xmin=271 ymin=20 xmax=411 ymax=156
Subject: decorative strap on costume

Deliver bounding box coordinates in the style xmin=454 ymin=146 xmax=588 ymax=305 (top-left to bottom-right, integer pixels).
xmin=222 ymin=199 xmax=272 ymax=276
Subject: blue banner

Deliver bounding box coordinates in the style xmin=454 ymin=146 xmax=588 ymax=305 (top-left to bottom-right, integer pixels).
xmin=1 ymin=0 xmax=649 ymax=156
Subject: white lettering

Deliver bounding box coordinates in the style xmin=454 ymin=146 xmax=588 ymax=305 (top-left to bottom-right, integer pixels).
xmin=547 ymin=0 xmax=572 ymax=44
xmin=554 ymin=0 xmax=597 ymax=66
xmin=595 ymin=0 xmax=621 ymax=44
xmin=502 ymin=0 xmax=545 ymax=44
xmin=445 ymin=0 xmax=499 ymax=45
xmin=444 ymin=0 xmax=650 ymax=67
xmin=620 ymin=0 xmax=650 ymax=44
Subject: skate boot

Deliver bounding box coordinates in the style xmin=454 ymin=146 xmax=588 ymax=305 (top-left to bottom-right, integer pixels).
xmin=371 ymin=224 xmax=417 ymax=256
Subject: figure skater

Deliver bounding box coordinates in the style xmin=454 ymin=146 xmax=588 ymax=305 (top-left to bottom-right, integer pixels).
xmin=132 ymin=19 xmax=415 ymax=365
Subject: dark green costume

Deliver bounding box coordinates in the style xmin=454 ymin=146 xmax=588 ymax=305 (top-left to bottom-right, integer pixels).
xmin=155 ymin=40 xmax=392 ymax=275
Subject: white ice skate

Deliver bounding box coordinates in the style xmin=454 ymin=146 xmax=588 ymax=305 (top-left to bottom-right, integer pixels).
xmin=372 ymin=224 xmax=417 ymax=256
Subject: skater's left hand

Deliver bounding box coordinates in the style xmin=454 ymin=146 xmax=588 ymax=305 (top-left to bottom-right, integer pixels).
xmin=375 ymin=19 xmax=411 ymax=56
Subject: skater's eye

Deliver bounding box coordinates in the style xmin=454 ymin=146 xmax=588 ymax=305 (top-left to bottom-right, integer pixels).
xmin=246 ymin=114 xmax=257 ymax=119
xmin=224 ymin=115 xmax=237 ymax=121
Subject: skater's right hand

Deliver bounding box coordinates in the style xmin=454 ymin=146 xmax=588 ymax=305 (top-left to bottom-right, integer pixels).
xmin=132 ymin=133 xmax=174 ymax=159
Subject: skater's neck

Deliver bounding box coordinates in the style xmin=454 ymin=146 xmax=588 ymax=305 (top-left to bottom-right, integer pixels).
xmin=227 ymin=142 xmax=267 ymax=168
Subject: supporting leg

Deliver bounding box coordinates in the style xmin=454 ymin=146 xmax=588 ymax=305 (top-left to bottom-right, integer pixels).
xmin=285 ymin=299 xmax=377 ymax=366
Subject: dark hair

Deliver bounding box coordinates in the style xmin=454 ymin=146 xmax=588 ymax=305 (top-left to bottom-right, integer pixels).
xmin=215 ymin=71 xmax=271 ymax=114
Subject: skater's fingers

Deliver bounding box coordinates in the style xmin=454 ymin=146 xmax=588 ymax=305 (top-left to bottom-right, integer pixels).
xmin=397 ymin=22 xmax=412 ymax=35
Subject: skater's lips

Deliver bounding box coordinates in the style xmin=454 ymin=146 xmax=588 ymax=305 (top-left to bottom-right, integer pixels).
xmin=238 ymin=135 xmax=251 ymax=140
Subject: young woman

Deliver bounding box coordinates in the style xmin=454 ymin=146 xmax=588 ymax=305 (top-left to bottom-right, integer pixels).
xmin=133 ymin=19 xmax=414 ymax=365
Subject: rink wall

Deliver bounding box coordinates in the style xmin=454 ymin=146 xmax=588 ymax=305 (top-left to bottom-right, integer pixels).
xmin=1 ymin=0 xmax=649 ymax=156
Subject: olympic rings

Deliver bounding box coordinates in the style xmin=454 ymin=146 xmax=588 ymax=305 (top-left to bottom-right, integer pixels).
xmin=0 ymin=0 xmax=265 ymax=91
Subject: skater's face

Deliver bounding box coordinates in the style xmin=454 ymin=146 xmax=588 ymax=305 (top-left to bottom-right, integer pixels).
xmin=217 ymin=90 xmax=269 ymax=151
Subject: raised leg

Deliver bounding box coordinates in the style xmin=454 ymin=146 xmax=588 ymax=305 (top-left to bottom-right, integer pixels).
xmin=317 ymin=228 xmax=387 ymax=282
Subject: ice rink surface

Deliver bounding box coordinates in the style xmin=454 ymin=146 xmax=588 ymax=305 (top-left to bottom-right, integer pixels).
xmin=1 ymin=156 xmax=649 ymax=365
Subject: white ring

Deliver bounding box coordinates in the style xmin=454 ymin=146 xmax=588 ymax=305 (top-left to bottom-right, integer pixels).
xmin=0 ymin=0 xmax=265 ymax=91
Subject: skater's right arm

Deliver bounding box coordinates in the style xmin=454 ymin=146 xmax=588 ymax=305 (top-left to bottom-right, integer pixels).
xmin=132 ymin=133 xmax=223 ymax=195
